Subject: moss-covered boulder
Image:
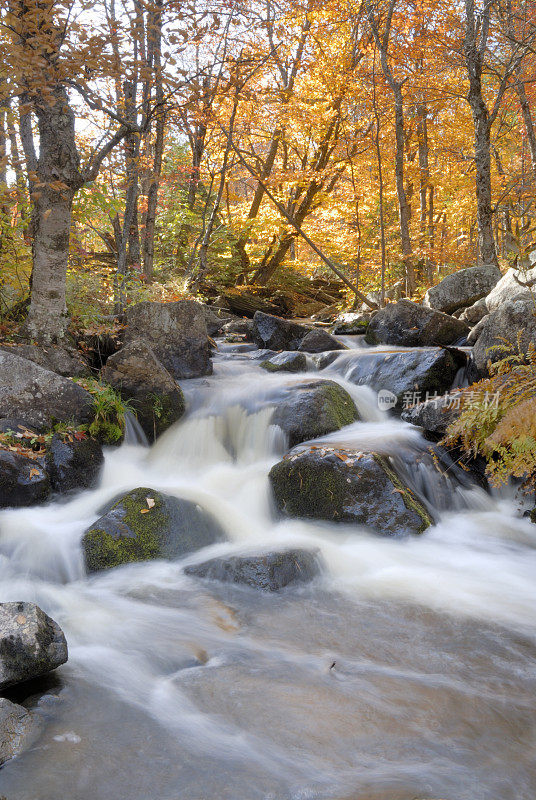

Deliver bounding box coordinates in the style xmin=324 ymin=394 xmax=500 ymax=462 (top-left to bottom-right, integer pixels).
xmin=82 ymin=487 xmax=226 ymax=573
xmin=102 ymin=340 xmax=185 ymax=441
xmin=269 ymin=447 xmax=433 ymax=536
xmin=260 ymin=352 xmax=307 ymax=373
xmin=272 ymin=379 xmax=359 ymax=447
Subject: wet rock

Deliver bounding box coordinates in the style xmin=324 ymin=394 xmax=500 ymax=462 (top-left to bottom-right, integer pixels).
xmin=339 ymin=347 xmax=466 ymax=410
xmin=298 ymin=329 xmax=346 ymax=353
xmin=485 ymin=264 xmax=536 ymax=312
xmin=260 ymin=352 xmax=307 ymax=373
xmin=102 ymin=340 xmax=185 ymax=441
xmin=0 ymin=419 xmax=39 ymax=436
xmin=124 ymin=300 xmax=212 ymax=379
xmin=0 ymin=451 xmax=50 ymax=508
xmin=401 ymin=393 xmax=463 ymax=439
xmin=222 ymin=319 xmax=254 ymax=338
xmin=332 ymin=312 xmax=370 ymax=335
xmin=0 ymin=602 xmax=68 ymax=690
xmin=0 ymin=343 xmax=89 ymax=378
xmin=473 ymin=294 xmax=536 ymax=374
xmin=272 ymin=379 xmax=359 ymax=447
xmin=45 ymin=433 xmax=104 ymax=494
xmin=365 ymin=300 xmax=469 ymax=347
xmin=252 ymin=311 xmax=311 ymax=351
xmin=424 ymin=265 xmax=501 ymax=314
xmin=197 ymin=303 xmax=233 ymax=336
xmin=269 ymin=448 xmax=432 ymax=536
xmin=459 ymin=297 xmax=488 ymax=325
xmin=184 ymin=548 xmax=322 ymax=591
xmin=82 ymin=487 xmax=226 ymax=573
xmin=0 ymin=698 xmax=43 ymax=766
xmin=0 ymin=351 xmax=94 ymax=431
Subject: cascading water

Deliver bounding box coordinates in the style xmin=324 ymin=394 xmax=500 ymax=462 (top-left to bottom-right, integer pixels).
xmin=1 ymin=340 xmax=536 ymax=800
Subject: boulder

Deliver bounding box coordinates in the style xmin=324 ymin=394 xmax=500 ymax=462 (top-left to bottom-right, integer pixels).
xmin=222 ymin=319 xmax=254 ymax=338
xmin=0 ymin=343 xmax=89 ymax=378
xmin=272 ymin=380 xmax=359 ymax=447
xmin=332 ymin=313 xmax=370 ymax=335
xmin=124 ymin=300 xmax=212 ymax=379
xmin=260 ymin=352 xmax=307 ymax=373
xmin=423 ymin=265 xmax=501 ymax=314
xmin=196 ymin=303 xmax=233 ymax=336
xmin=401 ymin=393 xmax=463 ymax=439
xmin=459 ymin=297 xmax=488 ymax=325
xmin=0 ymin=698 xmax=43 ymax=766
xmin=269 ymin=447 xmax=432 ymax=536
xmin=102 ymin=340 xmax=185 ymax=441
xmin=0 ymin=451 xmax=50 ymax=508
xmin=473 ymin=294 xmax=536 ymax=374
xmin=0 ymin=351 xmax=94 ymax=431
xmin=82 ymin=487 xmax=226 ymax=573
xmin=298 ymin=329 xmax=347 ymax=353
xmin=0 ymin=602 xmax=68 ymax=690
xmin=334 ymin=348 xmax=466 ymax=410
xmin=184 ymin=548 xmax=322 ymax=591
xmin=485 ymin=265 xmax=536 ymax=313
xmin=252 ymin=311 xmax=311 ymax=351
xmin=365 ymin=300 xmax=469 ymax=347
xmin=45 ymin=433 xmax=104 ymax=494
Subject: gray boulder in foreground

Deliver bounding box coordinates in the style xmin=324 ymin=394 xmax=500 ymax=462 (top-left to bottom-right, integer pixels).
xmin=185 ymin=548 xmax=322 ymax=591
xmin=0 ymin=351 xmax=93 ymax=431
xmin=0 ymin=602 xmax=68 ymax=690
xmin=0 ymin=697 xmax=43 ymax=766
xmin=424 ymin=265 xmax=501 ymax=314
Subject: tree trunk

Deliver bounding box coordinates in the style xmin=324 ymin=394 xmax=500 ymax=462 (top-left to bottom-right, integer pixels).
xmin=22 ymin=87 xmax=83 ymax=342
xmin=463 ymin=0 xmax=498 ymax=268
xmin=393 ymin=88 xmax=415 ymax=291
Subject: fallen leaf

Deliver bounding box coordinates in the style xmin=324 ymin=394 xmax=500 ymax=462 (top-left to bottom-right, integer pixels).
xmin=146 ymin=497 xmax=155 ymax=508
xmin=140 ymin=509 xmax=149 ymax=514
xmin=29 ymin=468 xmax=40 ymax=478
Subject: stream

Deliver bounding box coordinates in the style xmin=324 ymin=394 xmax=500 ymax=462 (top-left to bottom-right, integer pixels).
xmin=1 ymin=339 xmax=535 ymax=800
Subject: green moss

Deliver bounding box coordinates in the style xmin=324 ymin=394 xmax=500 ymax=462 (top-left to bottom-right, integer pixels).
xmin=319 ymin=384 xmax=358 ymax=431
xmin=373 ymin=454 xmax=433 ymax=533
xmin=269 ymin=455 xmax=349 ymax=519
xmin=83 ymin=488 xmax=167 ymax=572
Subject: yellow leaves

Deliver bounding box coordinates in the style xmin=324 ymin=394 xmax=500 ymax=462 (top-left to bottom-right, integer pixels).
xmin=29 ymin=467 xmax=41 ymax=478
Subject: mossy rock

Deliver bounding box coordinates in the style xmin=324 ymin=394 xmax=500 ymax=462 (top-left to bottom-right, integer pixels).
xmin=272 ymin=379 xmax=359 ymax=447
xmin=269 ymin=447 xmax=433 ymax=536
xmin=82 ymin=487 xmax=226 ymax=573
xmin=260 ymin=352 xmax=307 ymax=373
